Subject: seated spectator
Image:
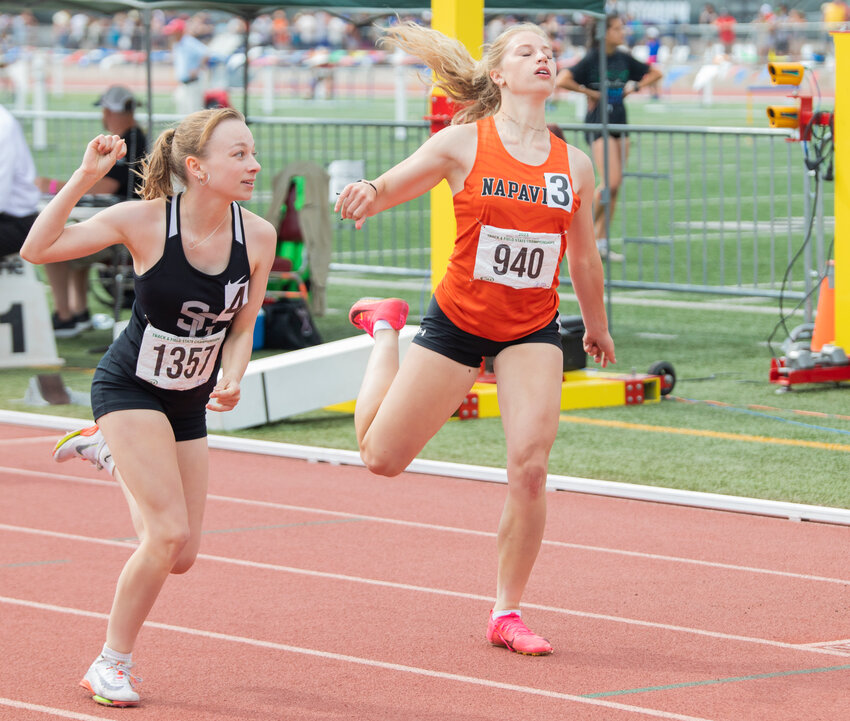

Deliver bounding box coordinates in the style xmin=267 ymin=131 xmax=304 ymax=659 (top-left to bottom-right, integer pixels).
xmin=35 ymin=85 xmax=148 ymax=337
xmin=0 ymin=104 xmax=40 ymax=260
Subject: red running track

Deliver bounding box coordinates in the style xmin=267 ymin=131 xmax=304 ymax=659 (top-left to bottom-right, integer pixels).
xmin=0 ymin=419 xmax=848 ymax=720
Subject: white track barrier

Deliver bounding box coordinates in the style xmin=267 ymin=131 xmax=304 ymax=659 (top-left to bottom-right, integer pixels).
xmin=205 ymin=325 xmax=418 ymax=431
xmin=2 ymin=406 xmax=849 ymax=526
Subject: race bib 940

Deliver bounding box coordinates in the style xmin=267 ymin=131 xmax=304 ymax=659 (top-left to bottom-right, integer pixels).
xmin=473 ymin=224 xmax=561 ymax=290
xmin=136 ymin=324 xmax=226 ymax=390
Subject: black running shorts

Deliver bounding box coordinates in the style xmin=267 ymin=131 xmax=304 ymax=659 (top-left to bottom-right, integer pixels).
xmin=91 ymin=352 xmax=212 ymax=442
xmin=411 ymin=296 xmax=562 ymax=368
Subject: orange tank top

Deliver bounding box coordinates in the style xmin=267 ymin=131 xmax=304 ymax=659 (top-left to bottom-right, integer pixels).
xmin=434 ymin=115 xmax=580 ymax=341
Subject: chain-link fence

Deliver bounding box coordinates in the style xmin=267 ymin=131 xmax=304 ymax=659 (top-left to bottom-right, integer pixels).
xmin=18 ymin=110 xmax=830 ymax=305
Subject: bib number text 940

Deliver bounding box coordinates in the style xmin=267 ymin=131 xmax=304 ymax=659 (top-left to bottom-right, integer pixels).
xmin=493 ymin=244 xmax=545 ymax=280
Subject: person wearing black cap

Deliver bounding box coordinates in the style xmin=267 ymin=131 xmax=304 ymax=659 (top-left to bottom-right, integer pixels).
xmin=36 ymin=85 xmax=148 ymax=337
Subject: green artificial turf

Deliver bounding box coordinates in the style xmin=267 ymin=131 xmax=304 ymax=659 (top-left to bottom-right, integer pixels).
xmin=3 ymin=276 xmax=848 ymax=509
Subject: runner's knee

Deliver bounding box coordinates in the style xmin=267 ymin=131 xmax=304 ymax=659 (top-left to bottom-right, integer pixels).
xmin=170 ymin=549 xmax=198 ymax=575
xmin=507 ymin=455 xmax=549 ymax=500
xmin=145 ymin=521 xmax=191 ymax=567
xmin=360 ymin=445 xmax=408 ymax=478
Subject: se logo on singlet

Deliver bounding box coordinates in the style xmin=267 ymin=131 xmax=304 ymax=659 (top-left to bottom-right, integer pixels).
xmin=135 ymin=278 xmax=250 ymax=389
xmin=481 ymin=173 xmax=574 ymax=212
xmin=175 ymin=277 xmax=250 ymax=337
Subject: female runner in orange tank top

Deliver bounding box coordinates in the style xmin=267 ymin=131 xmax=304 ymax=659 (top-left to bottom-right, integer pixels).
xmin=335 ymin=21 xmax=616 ymax=656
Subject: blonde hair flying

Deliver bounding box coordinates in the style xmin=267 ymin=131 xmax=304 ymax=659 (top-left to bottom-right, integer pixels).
xmin=380 ymin=21 xmax=550 ymax=125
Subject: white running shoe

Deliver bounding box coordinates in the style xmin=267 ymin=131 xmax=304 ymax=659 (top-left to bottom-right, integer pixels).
xmin=52 ymin=425 xmax=111 ymax=471
xmin=596 ymin=239 xmax=625 ymax=262
xmin=80 ymin=655 xmax=141 ymax=707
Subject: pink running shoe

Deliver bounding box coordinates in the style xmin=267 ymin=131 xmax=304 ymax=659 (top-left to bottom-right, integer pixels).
xmin=349 ymin=298 xmax=409 ymax=337
xmin=487 ymin=611 xmax=553 ymax=656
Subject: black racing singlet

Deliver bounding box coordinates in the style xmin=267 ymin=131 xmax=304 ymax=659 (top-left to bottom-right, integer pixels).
xmin=106 ymin=194 xmax=251 ymax=392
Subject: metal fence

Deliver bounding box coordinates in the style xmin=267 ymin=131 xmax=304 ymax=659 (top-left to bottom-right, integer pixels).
xmin=17 ymin=110 xmax=831 ymax=305
xmin=555 ymin=121 xmax=832 ymax=309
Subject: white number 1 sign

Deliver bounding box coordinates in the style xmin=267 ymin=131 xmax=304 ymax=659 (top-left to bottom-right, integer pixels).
xmin=0 ymin=256 xmax=62 ymax=368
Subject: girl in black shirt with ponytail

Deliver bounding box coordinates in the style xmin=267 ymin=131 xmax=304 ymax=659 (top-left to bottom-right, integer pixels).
xmin=556 ymin=15 xmax=662 ymax=260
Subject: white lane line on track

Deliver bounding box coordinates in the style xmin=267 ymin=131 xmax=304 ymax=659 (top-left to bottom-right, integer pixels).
xmin=794 ymin=639 xmax=850 ymax=655
xmin=0 ymin=595 xmax=718 ymax=721
xmin=0 ymin=698 xmax=106 ymax=720
xmin=209 ymin=493 xmax=850 ymax=587
xmin=3 ymin=464 xmax=849 ymax=587
xmin=0 ymin=523 xmax=846 ymax=658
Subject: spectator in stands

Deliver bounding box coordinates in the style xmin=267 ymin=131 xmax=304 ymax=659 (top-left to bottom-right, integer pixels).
xmin=35 ymin=85 xmax=147 ymax=337
xmin=715 ymin=7 xmax=737 ymax=57
xmin=774 ymin=4 xmax=791 ymax=57
xmin=555 ymin=14 xmax=662 ymax=261
xmin=754 ymin=4 xmax=777 ymax=62
xmin=0 ymin=104 xmax=40 ymax=260
xmin=697 ymin=3 xmax=719 ymax=56
xmin=51 ymin=10 xmax=71 ymax=48
xmin=644 ymin=26 xmax=662 ymax=99
xmin=271 ymin=9 xmax=290 ymax=48
xmin=787 ymin=8 xmax=806 ymax=58
xmin=699 ymin=3 xmax=719 ymax=24
xmin=292 ymin=12 xmax=319 ymax=49
xmin=823 ymin=0 xmax=849 ymax=27
xmin=165 ymin=16 xmax=211 ymax=115
xmin=12 ymin=10 xmax=37 ymax=46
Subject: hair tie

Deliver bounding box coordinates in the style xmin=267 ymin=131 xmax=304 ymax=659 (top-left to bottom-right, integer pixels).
xmin=358 ymin=179 xmax=378 ymax=195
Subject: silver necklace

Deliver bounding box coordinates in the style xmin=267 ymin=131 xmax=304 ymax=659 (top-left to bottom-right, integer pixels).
xmin=187 ymin=207 xmax=229 ymax=250
xmin=497 ymin=110 xmax=547 ymax=133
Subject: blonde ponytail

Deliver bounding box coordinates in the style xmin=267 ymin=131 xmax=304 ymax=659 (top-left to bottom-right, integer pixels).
xmin=139 ymin=128 xmax=175 ymax=200
xmin=381 ymin=21 xmax=550 ymax=124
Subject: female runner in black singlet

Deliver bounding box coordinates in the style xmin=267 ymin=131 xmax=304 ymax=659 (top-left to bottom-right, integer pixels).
xmin=21 ymin=107 xmax=276 ymax=707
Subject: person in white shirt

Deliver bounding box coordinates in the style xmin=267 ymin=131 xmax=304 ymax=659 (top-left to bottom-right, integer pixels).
xmin=0 ymin=105 xmax=40 ymax=259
